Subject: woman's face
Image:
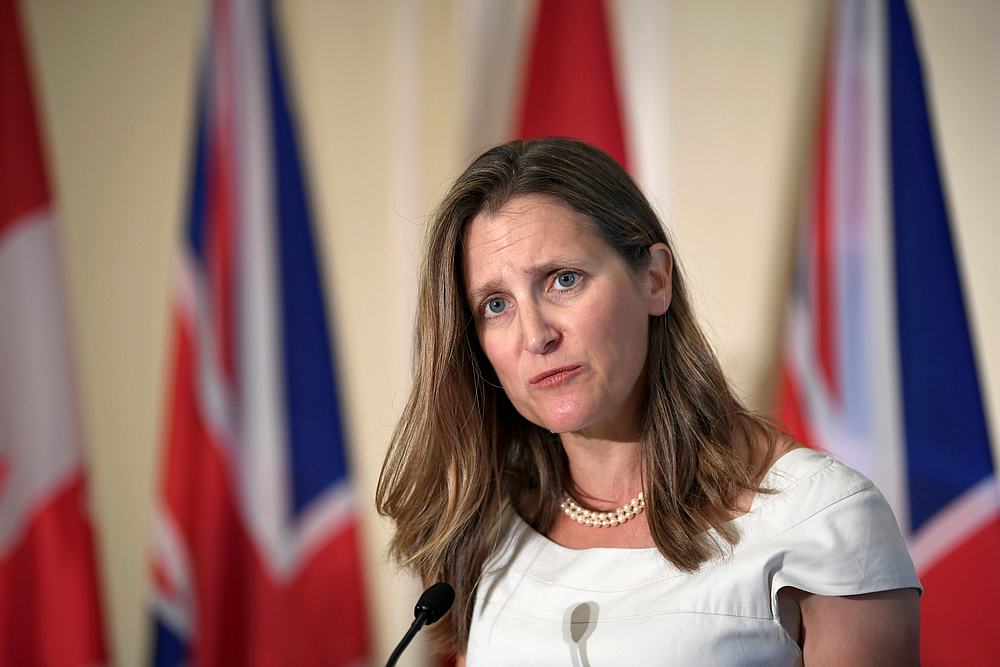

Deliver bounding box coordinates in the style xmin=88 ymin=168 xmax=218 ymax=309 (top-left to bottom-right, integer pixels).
xmin=462 ymin=194 xmax=671 ymax=440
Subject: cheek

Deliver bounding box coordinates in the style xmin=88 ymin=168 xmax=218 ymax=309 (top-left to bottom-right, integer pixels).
xmin=478 ymin=332 xmax=518 ymax=384
xmin=478 ymin=330 xmax=542 ymax=415
xmin=589 ymin=294 xmax=650 ymax=372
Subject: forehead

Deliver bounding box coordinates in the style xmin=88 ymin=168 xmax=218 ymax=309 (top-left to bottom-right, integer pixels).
xmin=463 ymin=194 xmax=600 ymax=258
xmin=461 ymin=194 xmax=614 ymax=295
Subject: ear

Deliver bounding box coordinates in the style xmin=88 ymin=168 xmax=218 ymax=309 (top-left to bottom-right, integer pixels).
xmin=645 ymin=243 xmax=672 ymax=316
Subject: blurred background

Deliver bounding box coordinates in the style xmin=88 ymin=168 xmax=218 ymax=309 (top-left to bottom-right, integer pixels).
xmin=3 ymin=0 xmax=998 ymax=665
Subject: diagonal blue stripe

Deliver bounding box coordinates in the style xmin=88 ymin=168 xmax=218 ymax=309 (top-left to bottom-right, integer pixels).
xmin=151 ymin=617 xmax=189 ymax=667
xmin=889 ymin=0 xmax=994 ymax=533
xmin=185 ymin=62 xmax=210 ymax=263
xmin=265 ymin=4 xmax=349 ymax=517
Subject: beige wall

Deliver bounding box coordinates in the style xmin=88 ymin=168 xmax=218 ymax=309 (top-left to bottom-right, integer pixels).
xmin=19 ymin=1 xmax=999 ymax=664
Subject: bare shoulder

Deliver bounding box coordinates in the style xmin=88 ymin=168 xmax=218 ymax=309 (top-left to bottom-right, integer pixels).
xmin=785 ymin=587 xmax=920 ymax=665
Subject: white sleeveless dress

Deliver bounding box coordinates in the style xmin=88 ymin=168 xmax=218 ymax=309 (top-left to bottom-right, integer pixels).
xmin=466 ymin=448 xmax=921 ymax=665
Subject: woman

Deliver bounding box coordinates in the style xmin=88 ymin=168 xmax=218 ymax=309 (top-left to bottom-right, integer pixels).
xmin=377 ymin=138 xmax=920 ymax=664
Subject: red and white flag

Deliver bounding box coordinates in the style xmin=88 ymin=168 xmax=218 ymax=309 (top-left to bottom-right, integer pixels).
xmin=0 ymin=0 xmax=109 ymax=664
xmin=455 ymin=0 xmax=671 ymax=203
xmin=516 ymin=0 xmax=629 ymax=167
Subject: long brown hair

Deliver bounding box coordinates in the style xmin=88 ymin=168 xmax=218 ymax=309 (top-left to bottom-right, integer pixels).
xmin=376 ymin=138 xmax=778 ymax=654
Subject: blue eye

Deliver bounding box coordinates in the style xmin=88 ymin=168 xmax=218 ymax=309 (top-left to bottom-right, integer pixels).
xmin=484 ymin=297 xmax=508 ymax=317
xmin=553 ymin=272 xmax=580 ymax=290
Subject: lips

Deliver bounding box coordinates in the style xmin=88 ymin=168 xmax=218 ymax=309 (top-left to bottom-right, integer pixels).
xmin=529 ymin=364 xmax=582 ymax=387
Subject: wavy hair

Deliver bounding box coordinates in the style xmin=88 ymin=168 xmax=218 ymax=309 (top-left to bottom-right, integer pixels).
xmin=376 ymin=138 xmax=778 ymax=654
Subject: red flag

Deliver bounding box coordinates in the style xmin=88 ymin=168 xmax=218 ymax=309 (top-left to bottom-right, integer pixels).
xmin=0 ymin=0 xmax=109 ymax=664
xmin=516 ymin=0 xmax=629 ymax=168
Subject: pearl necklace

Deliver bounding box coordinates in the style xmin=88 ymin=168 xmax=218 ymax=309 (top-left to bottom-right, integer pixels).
xmin=560 ymin=491 xmax=645 ymax=528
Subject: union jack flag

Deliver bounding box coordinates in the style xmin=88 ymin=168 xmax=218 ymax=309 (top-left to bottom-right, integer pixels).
xmin=149 ymin=1 xmax=369 ymax=664
xmin=777 ymin=1 xmax=999 ymax=663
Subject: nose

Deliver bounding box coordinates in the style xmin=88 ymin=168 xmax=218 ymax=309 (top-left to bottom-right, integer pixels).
xmin=520 ymin=302 xmax=560 ymax=354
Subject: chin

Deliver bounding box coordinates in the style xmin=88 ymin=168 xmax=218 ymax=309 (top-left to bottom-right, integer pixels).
xmin=509 ymin=394 xmax=603 ymax=434
xmin=538 ymin=420 xmax=576 ymax=435
xmin=533 ymin=402 xmax=597 ymax=435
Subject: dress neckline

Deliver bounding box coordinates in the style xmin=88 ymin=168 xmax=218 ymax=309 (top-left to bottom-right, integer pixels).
xmin=513 ymin=446 xmax=819 ymax=554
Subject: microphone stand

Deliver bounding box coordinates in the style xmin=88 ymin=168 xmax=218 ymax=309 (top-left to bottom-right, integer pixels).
xmin=385 ymin=582 xmax=455 ymax=667
xmin=385 ymin=609 xmax=432 ymax=667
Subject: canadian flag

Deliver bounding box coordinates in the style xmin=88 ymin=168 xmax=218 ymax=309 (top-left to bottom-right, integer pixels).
xmin=0 ymin=0 xmax=108 ymax=664
xmin=515 ymin=0 xmax=629 ymax=166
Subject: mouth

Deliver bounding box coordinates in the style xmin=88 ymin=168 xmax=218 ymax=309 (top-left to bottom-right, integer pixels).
xmin=529 ymin=364 xmax=583 ymax=387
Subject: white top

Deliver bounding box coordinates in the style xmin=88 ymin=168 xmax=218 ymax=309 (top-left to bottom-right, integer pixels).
xmin=466 ymin=448 xmax=921 ymax=665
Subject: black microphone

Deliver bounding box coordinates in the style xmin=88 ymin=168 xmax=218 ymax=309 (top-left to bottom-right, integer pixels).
xmin=385 ymin=582 xmax=455 ymax=666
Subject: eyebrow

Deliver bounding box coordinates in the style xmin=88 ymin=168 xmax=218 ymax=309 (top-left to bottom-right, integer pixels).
xmin=465 ymin=260 xmax=582 ymax=306
xmin=466 ymin=280 xmax=505 ymax=308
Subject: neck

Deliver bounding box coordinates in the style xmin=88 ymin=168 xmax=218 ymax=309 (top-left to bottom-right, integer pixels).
xmin=559 ymin=431 xmax=643 ymax=510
